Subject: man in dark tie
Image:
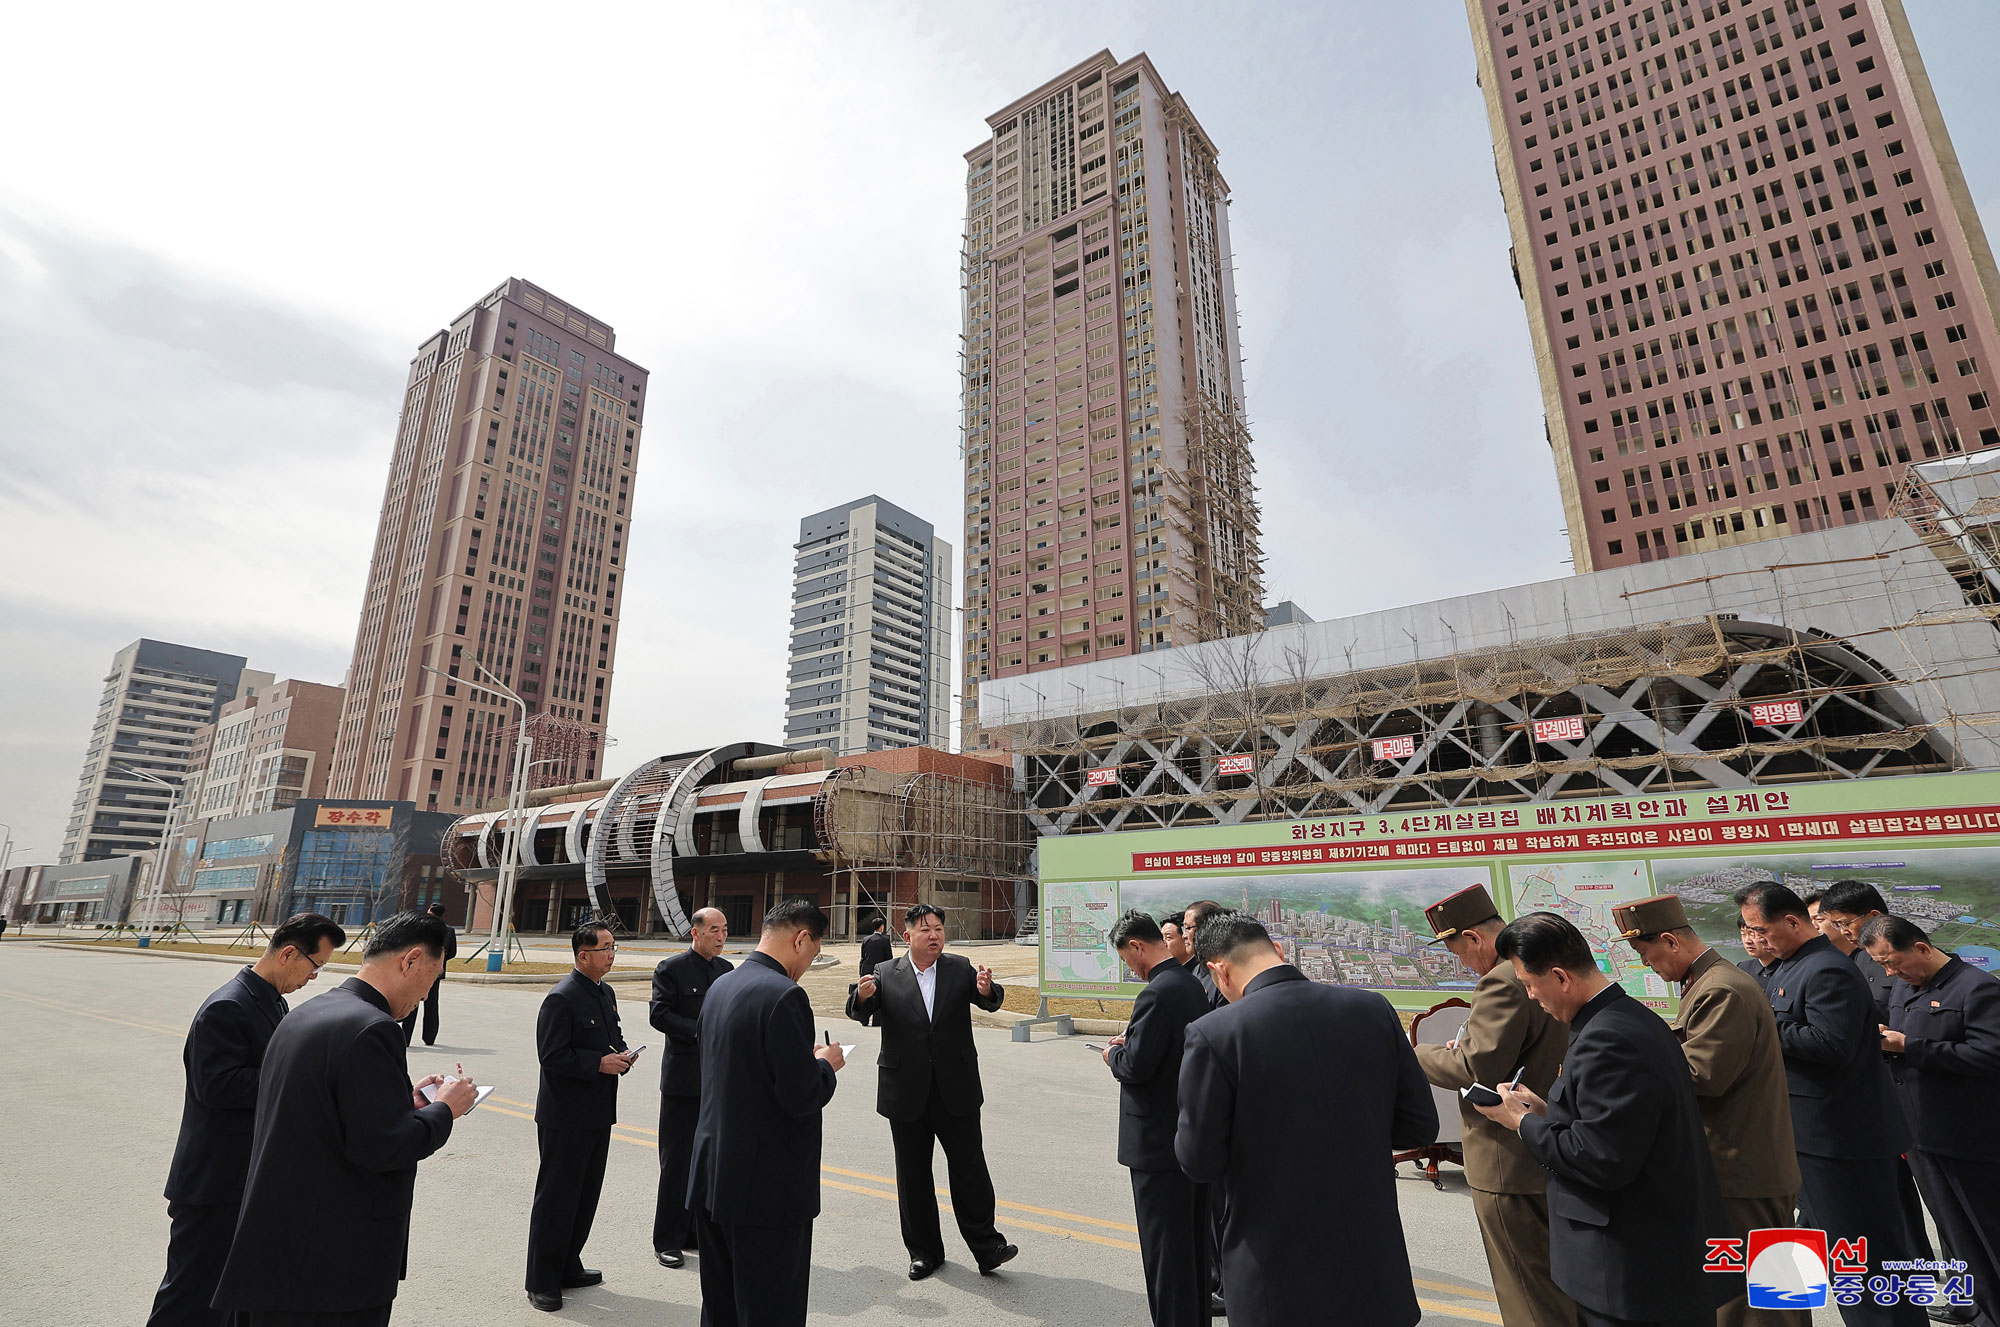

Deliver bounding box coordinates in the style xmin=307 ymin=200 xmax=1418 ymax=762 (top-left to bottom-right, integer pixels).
xmin=212 ymin=909 xmax=476 ymax=1327
xmin=146 ymin=912 xmax=345 ymax=1327
xmin=859 ymin=914 xmax=893 ymax=978
xmin=399 ymin=903 xmax=456 ymax=1047
xmin=1176 ymin=914 xmax=1437 ymax=1327
xmin=1103 ymin=910 xmax=1210 ymax=1327
xmin=650 ymin=906 xmax=732 ymax=1268
xmin=846 ymin=902 xmax=1016 ymax=1280
xmin=688 ymin=898 xmax=845 ymax=1327
xmin=526 ymin=921 xmax=635 ymax=1312
xmin=1738 ymin=882 xmax=1925 ymax=1327
xmin=1476 ymin=911 xmax=1726 ymax=1327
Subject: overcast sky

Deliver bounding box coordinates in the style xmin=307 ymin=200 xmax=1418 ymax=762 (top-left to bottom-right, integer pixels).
xmin=3 ymin=1 xmax=1996 ymax=863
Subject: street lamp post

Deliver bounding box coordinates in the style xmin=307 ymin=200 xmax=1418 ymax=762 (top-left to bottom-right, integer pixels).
xmin=0 ymin=822 xmax=14 ymax=929
xmin=420 ymin=661 xmax=530 ymax=972
xmin=111 ymin=765 xmax=185 ymax=946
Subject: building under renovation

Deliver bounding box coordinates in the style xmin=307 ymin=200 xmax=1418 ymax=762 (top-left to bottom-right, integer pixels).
xmin=443 ymin=744 xmax=1030 ymax=940
xmin=981 ymin=457 xmax=2000 ymax=835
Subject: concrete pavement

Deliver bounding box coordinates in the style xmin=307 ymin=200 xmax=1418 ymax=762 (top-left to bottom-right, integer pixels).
xmin=0 ymin=943 xmax=1830 ymax=1327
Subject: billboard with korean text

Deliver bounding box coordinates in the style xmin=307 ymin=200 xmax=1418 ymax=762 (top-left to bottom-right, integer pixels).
xmin=1037 ymin=770 xmax=2000 ymax=1012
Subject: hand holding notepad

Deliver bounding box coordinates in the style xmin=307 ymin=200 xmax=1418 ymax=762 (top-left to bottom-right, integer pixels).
xmin=421 ymin=1077 xmax=494 ymax=1112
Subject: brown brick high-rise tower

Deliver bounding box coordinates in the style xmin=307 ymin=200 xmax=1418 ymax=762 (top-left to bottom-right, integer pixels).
xmin=1466 ymin=0 xmax=2000 ymax=571
xmin=329 ymin=279 xmax=647 ymax=811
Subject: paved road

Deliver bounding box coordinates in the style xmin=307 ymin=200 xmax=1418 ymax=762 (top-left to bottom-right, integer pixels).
xmin=0 ymin=943 xmax=1814 ymax=1326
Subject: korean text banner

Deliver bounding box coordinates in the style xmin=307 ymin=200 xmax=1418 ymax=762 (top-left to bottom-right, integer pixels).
xmin=1037 ymin=770 xmax=2000 ymax=1011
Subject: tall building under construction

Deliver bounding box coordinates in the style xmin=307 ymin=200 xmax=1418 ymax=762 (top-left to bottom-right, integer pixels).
xmin=959 ymin=51 xmax=1266 ymax=747
xmin=1464 ymin=0 xmax=2000 ymax=571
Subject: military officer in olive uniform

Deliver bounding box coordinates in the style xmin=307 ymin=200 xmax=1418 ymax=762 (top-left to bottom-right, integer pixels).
xmin=1615 ymin=895 xmax=1806 ymax=1327
xmin=1416 ymin=885 xmax=1580 ymax=1327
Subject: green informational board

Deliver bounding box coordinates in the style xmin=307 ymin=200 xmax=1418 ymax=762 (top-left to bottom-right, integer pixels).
xmin=1038 ymin=770 xmax=2000 ymax=1015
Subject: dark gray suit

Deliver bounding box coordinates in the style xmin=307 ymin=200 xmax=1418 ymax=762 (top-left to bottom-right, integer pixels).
xmin=526 ymin=970 xmax=627 ymax=1296
xmin=846 ymin=951 xmax=1008 ymax=1266
xmin=1768 ymin=935 xmax=1924 ymax=1327
xmin=1518 ymin=984 xmax=1726 ymax=1327
xmin=1110 ymin=960 xmax=1211 ymax=1327
xmin=212 ymin=979 xmax=455 ymax=1323
xmin=148 ymin=967 xmax=287 ymax=1327
xmin=1887 ymin=956 xmax=2000 ymax=1326
xmin=689 ymin=951 xmax=837 ymax=1327
xmin=650 ymin=948 xmax=731 ymax=1254
xmin=1176 ymin=966 xmax=1436 ymax=1327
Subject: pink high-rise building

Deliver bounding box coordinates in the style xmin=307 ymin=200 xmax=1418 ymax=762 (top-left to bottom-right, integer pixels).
xmin=1465 ymin=0 xmax=2000 ymax=570
xmin=959 ymin=52 xmax=1265 ymax=747
xmin=329 ymin=279 xmax=647 ymax=811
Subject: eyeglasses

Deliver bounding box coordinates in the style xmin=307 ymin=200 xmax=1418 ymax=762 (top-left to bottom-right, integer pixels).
xmin=299 ymin=950 xmax=329 ymax=970
xmin=579 ymin=943 xmax=617 ymax=954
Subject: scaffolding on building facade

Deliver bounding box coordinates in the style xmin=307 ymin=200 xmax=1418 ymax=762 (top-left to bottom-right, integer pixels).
xmin=1009 ymin=611 xmax=1977 ymax=835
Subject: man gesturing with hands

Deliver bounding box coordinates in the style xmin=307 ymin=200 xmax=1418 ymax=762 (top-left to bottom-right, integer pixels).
xmin=847 ymin=903 xmax=1015 ymax=1280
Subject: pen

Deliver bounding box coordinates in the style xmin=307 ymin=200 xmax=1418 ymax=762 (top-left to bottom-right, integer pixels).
xmin=824 ymin=1031 xmax=831 ymax=1046
xmin=1507 ymin=1064 xmax=1526 ymax=1091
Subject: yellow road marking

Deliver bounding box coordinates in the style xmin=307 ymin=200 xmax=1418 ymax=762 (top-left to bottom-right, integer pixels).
xmin=6 ymin=998 xmax=1506 ymax=1304
xmin=486 ymin=1096 xmax=1144 ymax=1244
xmin=1414 ymin=1277 xmax=1500 ymax=1302
xmin=821 ymin=1178 xmax=1139 ymax=1252
xmin=0 ymin=987 xmax=184 ymax=1036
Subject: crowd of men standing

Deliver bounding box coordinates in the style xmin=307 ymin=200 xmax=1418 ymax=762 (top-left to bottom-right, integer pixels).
xmin=137 ymin=874 xmax=1998 ymax=1327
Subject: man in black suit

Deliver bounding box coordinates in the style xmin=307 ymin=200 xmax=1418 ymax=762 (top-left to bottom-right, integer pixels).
xmin=1176 ymin=898 xmax=1231 ymax=1316
xmin=399 ymin=903 xmax=456 ymax=1047
xmin=1104 ymin=910 xmax=1210 ymax=1327
xmin=1864 ymin=914 xmax=2000 ymax=1327
xmin=1817 ymin=880 xmax=1944 ymax=1281
xmin=146 ymin=913 xmax=345 ymax=1327
xmin=1736 ymin=921 xmax=1781 ymax=991
xmin=847 ymin=902 xmax=1015 ymax=1279
xmin=689 ymin=898 xmax=845 ymax=1327
xmin=1176 ymin=914 xmax=1437 ymax=1327
xmin=1737 ymin=882 xmax=1924 ymax=1327
xmin=526 ymin=921 xmax=635 ymax=1312
xmin=212 ymin=909 xmax=476 ymax=1327
xmin=650 ymin=906 xmax=732 ymax=1268
xmin=1179 ymin=900 xmax=1231 ymax=1010
xmin=1161 ymin=914 xmax=1192 ymax=969
xmin=1475 ymin=912 xmax=1725 ymax=1327
xmin=859 ymin=914 xmax=893 ymax=978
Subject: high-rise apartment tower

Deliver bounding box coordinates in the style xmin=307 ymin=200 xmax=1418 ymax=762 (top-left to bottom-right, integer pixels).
xmin=1465 ymin=0 xmax=2000 ymax=571
xmin=61 ymin=639 xmax=270 ymax=862
xmin=784 ymin=496 xmax=953 ymax=755
xmin=329 ymin=279 xmax=647 ymax=811
xmin=960 ymin=51 xmax=1265 ymax=746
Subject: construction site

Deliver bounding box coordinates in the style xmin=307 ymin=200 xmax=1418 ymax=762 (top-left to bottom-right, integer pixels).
xmin=982 ymin=454 xmax=2000 ymax=836
xmin=442 ymin=743 xmax=1033 ymax=941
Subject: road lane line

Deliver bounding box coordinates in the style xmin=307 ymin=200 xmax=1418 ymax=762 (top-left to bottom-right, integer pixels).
xmin=480 ymin=1095 xmax=1145 ymax=1246
xmin=1417 ymin=1298 xmax=1505 ymax=1324
xmin=1414 ymin=1277 xmax=1500 ymax=1302
xmin=0 ymin=987 xmax=183 ymax=1036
